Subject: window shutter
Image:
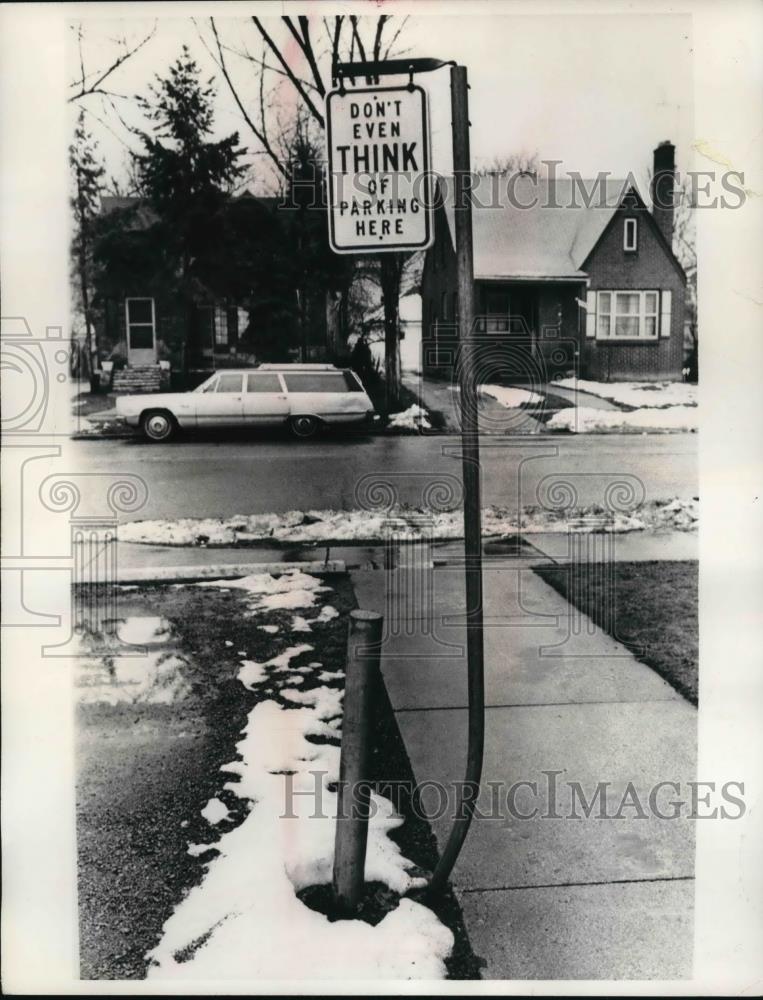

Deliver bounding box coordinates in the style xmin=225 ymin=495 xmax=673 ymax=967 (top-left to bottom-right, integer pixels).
xmin=660 ymin=290 xmax=672 ymax=338
xmin=585 ymin=291 xmax=597 ymax=339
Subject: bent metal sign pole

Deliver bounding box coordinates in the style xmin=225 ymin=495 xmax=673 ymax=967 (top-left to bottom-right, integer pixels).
xmin=326 ymin=61 xmax=485 ymax=897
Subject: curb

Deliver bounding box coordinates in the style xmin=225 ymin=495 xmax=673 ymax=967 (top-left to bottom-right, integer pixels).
xmin=114 ymin=560 xmax=346 ymax=584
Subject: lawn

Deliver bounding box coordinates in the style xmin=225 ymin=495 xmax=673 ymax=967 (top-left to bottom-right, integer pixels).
xmin=534 ymin=560 xmax=698 ymax=704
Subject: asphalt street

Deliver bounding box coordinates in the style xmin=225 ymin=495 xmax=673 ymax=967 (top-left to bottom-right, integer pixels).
xmin=67 ymin=432 xmax=698 ymax=523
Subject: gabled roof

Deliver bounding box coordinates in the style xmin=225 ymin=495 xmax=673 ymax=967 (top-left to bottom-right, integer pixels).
xmin=438 ymin=174 xmax=639 ymax=281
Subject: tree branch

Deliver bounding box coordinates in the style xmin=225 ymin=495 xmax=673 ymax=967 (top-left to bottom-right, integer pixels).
xmin=295 ymin=16 xmax=326 ymax=97
xmin=208 ymin=18 xmax=288 ymax=179
xmin=252 ymin=16 xmax=324 ymax=127
xmin=68 ymin=23 xmax=157 ymax=103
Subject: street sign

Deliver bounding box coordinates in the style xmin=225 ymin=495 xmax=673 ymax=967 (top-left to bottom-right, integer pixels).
xmin=325 ymin=85 xmax=433 ymax=254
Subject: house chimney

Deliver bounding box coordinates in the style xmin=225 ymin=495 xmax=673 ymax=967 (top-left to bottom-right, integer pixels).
xmin=651 ymin=140 xmax=676 ymax=246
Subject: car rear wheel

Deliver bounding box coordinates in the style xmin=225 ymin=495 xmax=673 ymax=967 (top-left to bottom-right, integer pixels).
xmin=141 ymin=409 xmax=177 ymax=442
xmin=289 ymin=415 xmax=321 ymax=439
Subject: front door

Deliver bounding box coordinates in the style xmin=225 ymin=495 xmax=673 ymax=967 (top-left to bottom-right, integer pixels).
xmin=125 ymin=298 xmax=157 ymax=366
xmin=193 ymin=372 xmax=245 ymax=427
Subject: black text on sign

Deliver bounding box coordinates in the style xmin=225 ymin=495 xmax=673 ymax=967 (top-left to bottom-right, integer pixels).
xmin=325 ymin=85 xmax=433 ymax=254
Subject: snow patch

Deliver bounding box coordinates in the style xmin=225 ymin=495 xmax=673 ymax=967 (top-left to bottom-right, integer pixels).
xmin=387 ymin=404 xmax=431 ymax=432
xmin=197 ymin=570 xmax=330 ymax=614
xmin=258 ymin=624 xmax=279 ymax=634
xmin=237 ymin=644 xmax=314 ymax=691
xmin=200 ymin=798 xmax=230 ymax=825
xmin=147 ymin=685 xmax=450 ymax=979
xmin=552 ymin=378 xmax=697 ymax=409
xmin=479 ymin=384 xmax=542 ymax=408
xmin=547 ymin=405 xmax=698 ymax=433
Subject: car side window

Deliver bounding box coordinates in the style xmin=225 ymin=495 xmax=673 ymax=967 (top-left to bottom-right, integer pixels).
xmin=247 ymin=373 xmax=282 ymax=393
xmin=215 ymin=374 xmax=244 ymax=393
xmin=201 ymin=377 xmax=218 ymax=393
xmin=283 ymin=373 xmax=351 ymax=393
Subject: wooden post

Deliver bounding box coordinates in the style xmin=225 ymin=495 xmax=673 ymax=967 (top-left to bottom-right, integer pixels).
xmin=427 ymin=64 xmax=486 ymax=898
xmin=333 ymin=609 xmax=383 ymax=913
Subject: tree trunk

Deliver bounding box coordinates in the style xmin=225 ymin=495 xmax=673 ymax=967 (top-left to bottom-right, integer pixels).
xmin=379 ymin=254 xmax=402 ymax=411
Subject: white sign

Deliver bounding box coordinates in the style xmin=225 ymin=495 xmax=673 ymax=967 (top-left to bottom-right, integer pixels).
xmin=325 ymin=85 xmax=433 ymax=254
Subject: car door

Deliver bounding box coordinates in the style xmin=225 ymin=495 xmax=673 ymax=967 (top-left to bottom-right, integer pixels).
xmin=194 ymin=372 xmax=244 ymax=427
xmin=242 ymin=372 xmax=289 ymax=426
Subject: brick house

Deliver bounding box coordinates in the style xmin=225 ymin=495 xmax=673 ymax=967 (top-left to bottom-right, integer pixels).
xmin=421 ymin=142 xmax=686 ymax=383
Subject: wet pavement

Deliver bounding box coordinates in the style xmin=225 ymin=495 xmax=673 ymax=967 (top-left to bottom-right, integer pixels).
xmin=65 ymin=432 xmax=698 ymax=523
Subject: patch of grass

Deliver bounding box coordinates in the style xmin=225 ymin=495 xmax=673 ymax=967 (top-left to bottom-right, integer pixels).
xmin=534 ymin=560 xmax=698 ymax=705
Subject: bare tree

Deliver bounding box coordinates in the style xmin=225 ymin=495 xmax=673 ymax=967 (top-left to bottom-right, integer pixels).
xmin=199 ymin=13 xmax=412 ymax=407
xmin=68 ymin=21 xmax=157 ymax=104
xmin=474 ymin=151 xmax=539 ymax=177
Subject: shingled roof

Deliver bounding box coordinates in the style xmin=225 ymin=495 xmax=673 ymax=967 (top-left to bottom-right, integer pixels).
xmin=438 ymin=174 xmax=636 ymax=281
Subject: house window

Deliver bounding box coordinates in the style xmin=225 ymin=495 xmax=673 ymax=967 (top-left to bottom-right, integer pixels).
xmin=596 ymin=290 xmax=659 ymax=340
xmin=213 ymin=306 xmax=228 ymax=347
xmin=199 ymin=303 xmax=236 ymax=351
xmin=125 ymin=297 xmax=155 ymax=349
xmin=623 ymin=218 xmax=638 ymax=252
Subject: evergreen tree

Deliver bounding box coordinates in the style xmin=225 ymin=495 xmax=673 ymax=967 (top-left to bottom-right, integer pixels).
xmin=132 ymin=47 xmax=246 ymax=368
xmin=69 ymin=110 xmax=105 ymax=382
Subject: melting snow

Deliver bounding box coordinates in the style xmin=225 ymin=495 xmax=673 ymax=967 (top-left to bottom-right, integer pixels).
xmin=552 ymin=377 xmax=697 ymax=409
xmin=147 ymin=684 xmax=451 ymax=979
xmin=200 ymin=798 xmax=230 ymax=825
xmin=120 ymin=499 xmax=698 ymax=549
xmin=196 ymin=570 xmax=331 ymax=614
xmin=237 ymin=644 xmax=314 ymax=691
xmin=547 ymin=405 xmax=698 ymax=433
xmin=258 ymin=624 xmax=280 ymax=635
xmin=387 ymin=404 xmax=431 ymax=431
xmin=479 ymin=384 xmax=542 ymax=408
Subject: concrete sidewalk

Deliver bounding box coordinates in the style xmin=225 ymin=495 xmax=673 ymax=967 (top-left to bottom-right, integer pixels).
xmin=351 ymin=554 xmax=696 ymax=979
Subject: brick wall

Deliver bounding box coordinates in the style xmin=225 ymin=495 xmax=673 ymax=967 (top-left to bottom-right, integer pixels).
xmin=581 ymin=204 xmax=685 ymax=381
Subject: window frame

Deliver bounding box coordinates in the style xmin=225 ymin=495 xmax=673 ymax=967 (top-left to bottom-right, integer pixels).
xmin=623 ymin=217 xmax=638 ymax=252
xmin=595 ymin=290 xmax=660 ymax=341
xmin=282 ymin=371 xmax=357 ymax=394
xmin=125 ymin=297 xmax=156 ymax=350
xmin=246 ymin=372 xmax=284 ymax=394
xmin=214 ymin=373 xmax=244 ymax=393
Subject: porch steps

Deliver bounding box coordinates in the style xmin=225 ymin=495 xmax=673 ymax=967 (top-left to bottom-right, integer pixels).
xmin=111 ymin=365 xmax=169 ymax=394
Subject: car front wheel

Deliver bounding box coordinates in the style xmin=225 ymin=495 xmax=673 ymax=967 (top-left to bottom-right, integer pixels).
xmin=289 ymin=415 xmax=321 ymax=439
xmin=141 ymin=409 xmax=177 ymax=442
